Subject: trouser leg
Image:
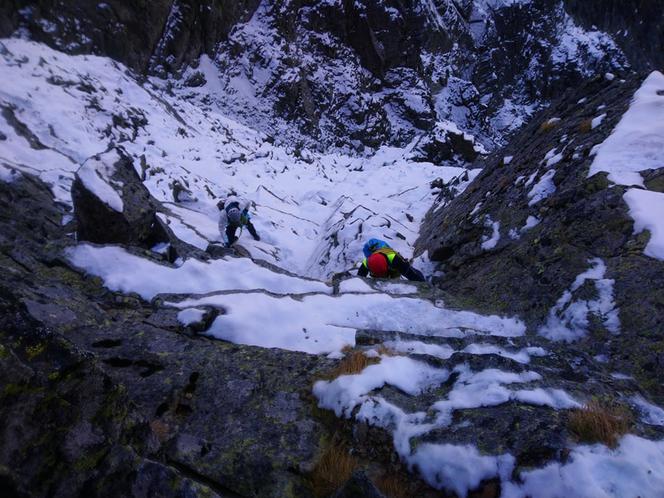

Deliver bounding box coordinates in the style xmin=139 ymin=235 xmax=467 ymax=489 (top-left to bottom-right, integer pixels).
xmin=226 ymin=225 xmax=238 ymax=245
xmin=246 ymin=221 xmax=259 ymax=240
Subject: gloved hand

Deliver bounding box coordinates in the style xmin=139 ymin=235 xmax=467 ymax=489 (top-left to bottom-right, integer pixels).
xmin=253 ymin=233 xmax=260 ymax=241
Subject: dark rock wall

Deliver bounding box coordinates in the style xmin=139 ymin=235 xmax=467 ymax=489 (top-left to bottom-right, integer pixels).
xmin=339 ymin=0 xmax=454 ymax=77
xmin=0 ymin=0 xmax=261 ymax=74
xmin=1 ymin=0 xmax=654 ymax=150
xmin=564 ymin=0 xmax=664 ymax=72
xmin=416 ymin=73 xmax=664 ymax=401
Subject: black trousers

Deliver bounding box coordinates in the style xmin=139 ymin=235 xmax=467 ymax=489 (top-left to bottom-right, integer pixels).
xmin=226 ymin=221 xmax=258 ymax=245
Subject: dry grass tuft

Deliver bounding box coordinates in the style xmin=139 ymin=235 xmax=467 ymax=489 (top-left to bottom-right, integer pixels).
xmin=539 ymin=118 xmax=560 ymax=133
xmin=373 ymin=472 xmax=413 ymax=498
xmin=375 ymin=344 xmax=397 ymax=357
xmin=568 ymin=399 xmax=632 ymax=448
xmin=579 ymin=118 xmax=593 ymax=133
xmin=335 ymin=350 xmax=381 ymax=376
xmin=323 ymin=350 xmax=381 ymax=380
xmin=310 ymin=439 xmax=359 ymax=497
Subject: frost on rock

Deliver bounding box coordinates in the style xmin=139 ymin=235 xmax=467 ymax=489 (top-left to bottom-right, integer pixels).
xmin=630 ymin=395 xmax=664 ymax=427
xmin=527 ymin=169 xmax=556 ymax=206
xmin=502 ymin=435 xmax=664 ymax=498
xmin=481 ymin=216 xmax=500 ymax=250
xmin=538 ymin=258 xmax=620 ymax=342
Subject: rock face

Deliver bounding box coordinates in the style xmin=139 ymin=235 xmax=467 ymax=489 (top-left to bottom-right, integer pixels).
xmin=0 ymin=0 xmax=261 ymax=75
xmin=3 ymin=156 xmax=664 ymax=497
xmin=0 ymin=171 xmax=331 ymax=497
xmin=0 ymin=0 xmax=650 ymax=151
xmin=189 ymin=0 xmax=629 ymax=150
xmin=2 ymin=3 xmax=664 ymax=496
xmin=71 ymin=147 xmax=208 ymax=262
xmin=564 ymin=0 xmax=664 ymax=71
xmin=416 ymin=72 xmax=664 ymax=403
xmin=72 ymin=148 xmax=164 ymax=246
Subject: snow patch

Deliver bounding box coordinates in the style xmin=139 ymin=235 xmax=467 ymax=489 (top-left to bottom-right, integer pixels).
xmin=65 ymin=244 xmax=329 ymax=300
xmin=589 ymin=71 xmax=664 ymax=187
xmin=314 ymin=355 xmax=450 ymax=417
xmin=623 ymin=188 xmax=664 ymax=260
xmin=76 ymin=153 xmax=124 ymax=212
xmin=0 ymin=163 xmax=19 ymax=183
xmin=411 ymin=443 xmax=515 ymax=497
xmin=338 ymin=278 xmax=376 ymax=294
xmin=177 ymin=308 xmax=207 ymax=326
xmin=481 ymin=217 xmax=500 ymax=250
xmin=631 ymin=395 xmax=664 ymax=426
xmin=503 ymin=435 xmax=664 ymax=498
xmin=527 ymin=169 xmax=556 ymax=206
xmin=170 ymin=291 xmax=527 ymax=354
xmin=538 ymin=258 xmax=620 ymax=342
xmin=591 ymin=113 xmax=607 ymax=129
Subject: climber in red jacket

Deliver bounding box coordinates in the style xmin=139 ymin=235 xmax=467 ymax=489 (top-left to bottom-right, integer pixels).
xmin=357 ymin=238 xmax=425 ymax=282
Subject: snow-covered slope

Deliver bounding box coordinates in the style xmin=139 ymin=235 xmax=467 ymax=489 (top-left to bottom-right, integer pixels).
xmin=0 ymin=38 xmax=477 ymax=279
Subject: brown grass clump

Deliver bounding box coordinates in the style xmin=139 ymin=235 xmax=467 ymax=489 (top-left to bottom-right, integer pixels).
xmin=579 ymin=118 xmax=593 ymax=133
xmin=325 ymin=350 xmax=380 ymax=380
xmin=568 ymin=399 xmax=632 ymax=448
xmin=310 ymin=440 xmax=359 ymax=497
xmin=373 ymin=472 xmax=413 ymax=498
